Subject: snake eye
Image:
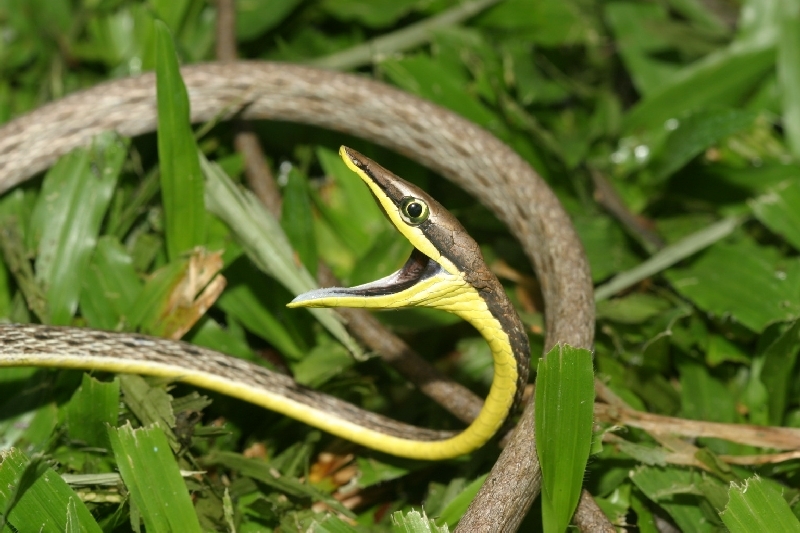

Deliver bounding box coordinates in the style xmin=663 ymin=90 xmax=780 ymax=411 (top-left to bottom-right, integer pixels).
xmin=399 ymin=197 xmax=429 ymax=225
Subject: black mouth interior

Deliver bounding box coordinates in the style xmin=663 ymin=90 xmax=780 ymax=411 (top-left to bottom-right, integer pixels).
xmin=350 ymin=248 xmax=440 ymax=297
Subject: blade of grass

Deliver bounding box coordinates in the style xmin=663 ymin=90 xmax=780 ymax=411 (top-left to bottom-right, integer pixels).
xmin=154 ymin=20 xmax=206 ymax=261
xmin=280 ymin=167 xmax=318 ymax=277
xmin=535 ymin=344 xmax=595 ymax=533
xmin=107 ymin=423 xmax=202 ymax=533
xmin=594 ymin=215 xmax=743 ymax=301
xmin=310 ymin=0 xmax=502 ymax=70
xmin=29 ymin=132 xmax=126 ymax=325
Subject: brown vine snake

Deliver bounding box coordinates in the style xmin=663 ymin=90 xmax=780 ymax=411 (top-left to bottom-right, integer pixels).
xmin=0 ymin=62 xmax=597 ymax=531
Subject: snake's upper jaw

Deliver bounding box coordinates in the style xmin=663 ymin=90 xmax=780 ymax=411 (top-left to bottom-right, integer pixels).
xmin=288 ymin=249 xmax=447 ymax=309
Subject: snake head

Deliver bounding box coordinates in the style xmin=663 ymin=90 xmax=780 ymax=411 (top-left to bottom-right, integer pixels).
xmin=288 ymin=146 xmax=483 ymax=313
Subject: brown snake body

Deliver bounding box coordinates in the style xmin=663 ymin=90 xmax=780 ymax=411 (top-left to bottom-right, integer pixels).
xmin=0 ymin=61 xmax=595 ymax=531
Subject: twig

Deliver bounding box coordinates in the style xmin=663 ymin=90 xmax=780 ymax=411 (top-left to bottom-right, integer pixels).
xmin=309 ymin=0 xmax=503 ymax=70
xmin=215 ymin=0 xmax=283 ymax=215
xmin=596 ymin=402 xmax=800 ymax=451
xmin=591 ymin=168 xmax=665 ymax=253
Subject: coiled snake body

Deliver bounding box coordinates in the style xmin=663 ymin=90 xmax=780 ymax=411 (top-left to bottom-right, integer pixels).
xmin=0 ymin=62 xmax=595 ymax=531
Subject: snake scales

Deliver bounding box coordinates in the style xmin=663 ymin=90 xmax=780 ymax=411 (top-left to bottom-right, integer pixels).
xmin=0 ymin=61 xmax=596 ymax=531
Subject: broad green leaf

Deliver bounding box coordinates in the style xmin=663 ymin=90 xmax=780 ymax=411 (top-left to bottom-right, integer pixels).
xmin=596 ymin=294 xmax=672 ymax=324
xmin=356 ymin=457 xmax=412 ymax=489
xmin=119 ymin=375 xmax=177 ymax=448
xmin=650 ymin=108 xmax=758 ymax=181
xmin=66 ymin=374 xmax=119 ymax=449
xmin=0 ymin=217 xmax=48 ymax=322
xmin=236 ymin=0 xmax=303 ymax=40
xmin=291 ymin=339 xmax=353 ymax=387
xmin=535 ymin=344 xmax=595 ymax=533
xmin=631 ymin=466 xmax=717 ymax=533
xmin=154 ymin=20 xmax=206 ymax=261
xmin=759 ymin=320 xmax=800 ymax=425
xmin=30 ymin=133 xmax=126 ymax=325
xmin=280 ymin=167 xmax=318 ymax=277
xmin=665 ymin=239 xmax=800 ymax=332
xmin=321 ymin=0 xmax=419 ymax=28
xmin=604 ymin=2 xmax=681 ymax=97
xmin=573 ymin=213 xmax=639 ymax=283
xmin=0 ymin=380 xmax=58 ymax=452
xmin=348 ymin=226 xmax=411 ymax=286
xmin=216 ymin=271 xmax=306 ymax=360
xmin=0 ymin=448 xmax=102 ymax=533
xmin=201 ymin=155 xmax=363 ymax=359
xmin=436 ymin=474 xmax=487 ymax=528
xmin=188 ymin=318 xmax=258 ymax=361
xmin=80 ymin=236 xmax=143 ymax=330
xmin=706 ymin=334 xmax=750 ymax=366
xmin=107 ymin=424 xmax=202 ymax=533
xmin=477 ymin=0 xmax=595 ymax=46
xmin=721 ymin=476 xmax=800 ymax=533
xmin=678 ymin=357 xmax=742 ymax=453
xmin=669 ymin=0 xmax=730 ymax=34
xmin=595 ymin=216 xmax=742 ymax=301
xmin=623 ymin=46 xmax=774 ymax=135
xmin=380 ymin=56 xmax=506 ymax=138
xmin=751 ymin=180 xmax=800 ymax=251
xmin=778 ymin=0 xmax=800 ymax=158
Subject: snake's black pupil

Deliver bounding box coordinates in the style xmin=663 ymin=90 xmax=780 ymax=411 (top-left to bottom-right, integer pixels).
xmin=407 ymin=202 xmax=423 ymax=218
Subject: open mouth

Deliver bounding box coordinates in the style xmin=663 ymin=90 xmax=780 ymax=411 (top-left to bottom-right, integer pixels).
xmin=290 ymin=249 xmax=443 ymax=305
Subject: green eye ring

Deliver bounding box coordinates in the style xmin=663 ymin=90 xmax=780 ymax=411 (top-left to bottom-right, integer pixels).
xmin=399 ymin=197 xmax=429 ymax=225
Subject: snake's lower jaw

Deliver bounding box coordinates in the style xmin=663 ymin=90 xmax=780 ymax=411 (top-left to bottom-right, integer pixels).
xmin=288 ymin=248 xmax=454 ymax=310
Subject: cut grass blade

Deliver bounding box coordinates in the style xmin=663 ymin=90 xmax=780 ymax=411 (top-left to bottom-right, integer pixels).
xmin=66 ymin=374 xmax=119 ymax=449
xmin=107 ymin=423 xmax=202 ymax=532
xmin=391 ymin=509 xmax=449 ymax=533
xmin=0 ymin=448 xmax=102 ymax=533
xmin=721 ymin=476 xmax=800 ymax=533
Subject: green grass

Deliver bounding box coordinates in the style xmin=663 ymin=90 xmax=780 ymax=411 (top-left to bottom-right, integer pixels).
xmin=1 ymin=0 xmax=800 ymax=531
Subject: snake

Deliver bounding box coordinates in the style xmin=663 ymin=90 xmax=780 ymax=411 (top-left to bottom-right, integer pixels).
xmin=0 ymin=146 xmax=528 ymax=460
xmin=0 ymin=62 xmax=595 ymax=528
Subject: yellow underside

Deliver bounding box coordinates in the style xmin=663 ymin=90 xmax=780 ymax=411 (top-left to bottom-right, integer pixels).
xmin=287 ymin=274 xmax=519 ymax=459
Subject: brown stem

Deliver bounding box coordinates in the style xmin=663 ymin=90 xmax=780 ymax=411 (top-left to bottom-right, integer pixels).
xmin=591 ymin=168 xmax=665 ymax=253
xmin=215 ymin=0 xmax=283 ymax=215
xmin=596 ymin=403 xmax=800 ymax=451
